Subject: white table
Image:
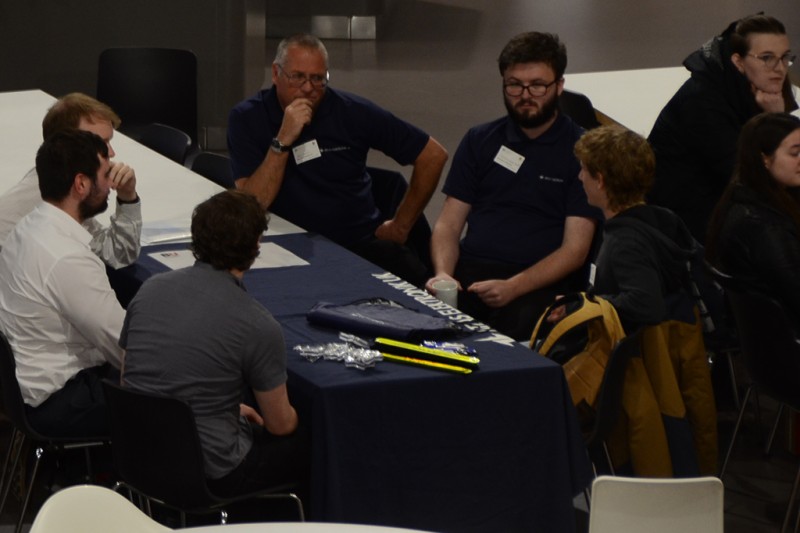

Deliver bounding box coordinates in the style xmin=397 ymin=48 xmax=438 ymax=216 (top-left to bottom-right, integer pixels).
xmin=567 ymin=66 xmax=800 ymax=136
xmin=0 ymin=89 xmax=303 ymax=242
xmin=566 ymin=66 xmax=690 ymax=136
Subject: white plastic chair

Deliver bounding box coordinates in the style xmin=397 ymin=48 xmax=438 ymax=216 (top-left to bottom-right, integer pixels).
xmin=588 ymin=475 xmax=724 ymax=533
xmin=29 ymin=484 xmax=173 ymax=533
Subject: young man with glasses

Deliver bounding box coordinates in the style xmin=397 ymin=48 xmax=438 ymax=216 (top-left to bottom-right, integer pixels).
xmin=425 ymin=32 xmax=600 ymax=341
xmin=648 ymin=14 xmax=798 ymax=243
xmin=227 ymin=33 xmax=447 ymax=288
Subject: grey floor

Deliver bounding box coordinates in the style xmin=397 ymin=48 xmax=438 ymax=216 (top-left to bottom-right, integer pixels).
xmin=4 ymin=1 xmax=800 ymax=530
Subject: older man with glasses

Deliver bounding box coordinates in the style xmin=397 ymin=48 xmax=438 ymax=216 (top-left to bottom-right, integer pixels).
xmin=227 ymin=33 xmax=447 ymax=288
xmin=425 ymin=31 xmax=600 ymax=341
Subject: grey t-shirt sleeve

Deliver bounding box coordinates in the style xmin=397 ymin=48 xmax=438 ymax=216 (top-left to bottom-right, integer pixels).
xmin=242 ymin=308 xmax=288 ymax=392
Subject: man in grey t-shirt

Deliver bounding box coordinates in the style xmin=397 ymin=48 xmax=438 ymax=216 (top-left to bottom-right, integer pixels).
xmin=120 ymin=190 xmax=308 ymax=495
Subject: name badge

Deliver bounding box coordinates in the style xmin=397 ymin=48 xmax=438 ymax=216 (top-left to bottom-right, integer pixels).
xmin=493 ymin=145 xmax=525 ymax=174
xmin=293 ymin=140 xmax=322 ymax=164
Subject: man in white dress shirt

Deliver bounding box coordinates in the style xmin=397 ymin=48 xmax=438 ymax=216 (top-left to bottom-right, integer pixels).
xmin=0 ymin=130 xmax=126 ymax=437
xmin=0 ymin=92 xmax=141 ymax=267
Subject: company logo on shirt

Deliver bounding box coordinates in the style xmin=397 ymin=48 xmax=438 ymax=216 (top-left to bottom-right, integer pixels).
xmin=539 ymin=175 xmax=564 ymax=183
xmin=321 ymin=146 xmax=351 ymax=153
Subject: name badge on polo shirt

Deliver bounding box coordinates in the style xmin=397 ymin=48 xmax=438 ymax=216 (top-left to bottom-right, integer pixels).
xmin=493 ymin=146 xmax=524 ymax=174
xmin=293 ymin=140 xmax=322 ymax=164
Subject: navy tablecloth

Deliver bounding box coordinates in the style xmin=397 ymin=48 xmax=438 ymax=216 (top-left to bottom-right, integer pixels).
xmin=134 ymin=232 xmax=592 ymax=532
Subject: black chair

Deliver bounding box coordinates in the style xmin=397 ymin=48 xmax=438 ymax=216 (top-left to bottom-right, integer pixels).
xmin=97 ymin=47 xmax=198 ymax=147
xmin=101 ymin=381 xmax=304 ymax=526
xmin=708 ymin=267 xmax=800 ymax=532
xmin=560 ymin=89 xmax=601 ymax=130
xmin=191 ymin=151 xmax=235 ymax=189
xmin=137 ymin=123 xmax=192 ymax=165
xmin=585 ymin=327 xmax=644 ymax=476
xmin=700 ymin=259 xmax=742 ymax=412
xmin=367 ymin=166 xmax=433 ymax=272
xmin=0 ymin=331 xmax=107 ymax=533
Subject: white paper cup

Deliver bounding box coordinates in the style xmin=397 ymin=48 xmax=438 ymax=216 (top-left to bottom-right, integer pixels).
xmin=432 ymin=279 xmax=458 ymax=308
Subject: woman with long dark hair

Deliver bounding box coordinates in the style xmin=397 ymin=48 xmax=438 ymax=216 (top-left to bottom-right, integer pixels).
xmin=706 ymin=112 xmax=800 ymax=323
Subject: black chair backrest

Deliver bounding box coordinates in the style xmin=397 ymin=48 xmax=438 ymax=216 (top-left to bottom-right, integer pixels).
xmin=723 ymin=288 xmax=800 ymax=408
xmin=138 ymin=123 xmax=192 ymax=165
xmin=560 ymin=89 xmax=601 ymax=130
xmin=585 ymin=328 xmax=644 ymax=448
xmin=191 ymin=152 xmax=235 ymax=189
xmin=102 ymin=380 xmax=216 ymax=509
xmin=367 ymin=166 xmax=433 ymax=270
xmin=0 ymin=331 xmax=39 ymax=439
xmin=0 ymin=330 xmax=109 ymax=443
xmin=97 ymin=47 xmax=198 ymax=145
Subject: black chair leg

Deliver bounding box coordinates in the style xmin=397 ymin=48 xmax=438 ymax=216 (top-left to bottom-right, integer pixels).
xmin=0 ymin=428 xmax=20 ymax=515
xmin=0 ymin=431 xmax=25 ymax=517
xmin=602 ymin=442 xmax=615 ymax=475
xmin=16 ymin=445 xmax=44 ymax=533
xmin=289 ymin=493 xmax=305 ymax=521
xmin=782 ymin=461 xmax=800 ymax=533
xmin=724 ymin=349 xmax=741 ymax=411
xmin=720 ymin=385 xmax=754 ymax=478
xmin=766 ymin=403 xmax=786 ymax=457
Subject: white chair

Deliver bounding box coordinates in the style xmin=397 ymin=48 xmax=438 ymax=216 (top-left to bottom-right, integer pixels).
xmin=29 ymin=484 xmax=173 ymax=533
xmin=588 ymin=475 xmax=724 ymax=533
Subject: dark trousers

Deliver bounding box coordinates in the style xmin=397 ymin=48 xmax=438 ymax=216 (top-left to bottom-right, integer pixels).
xmin=455 ymin=257 xmax=570 ymax=342
xmin=25 ymin=364 xmax=117 ymax=438
xmin=350 ymin=237 xmax=430 ymax=288
xmin=207 ymin=423 xmax=311 ymax=499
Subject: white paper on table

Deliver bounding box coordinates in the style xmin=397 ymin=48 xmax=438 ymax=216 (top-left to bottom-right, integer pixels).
xmin=140 ymin=218 xmax=193 ymax=245
xmin=148 ymin=242 xmax=309 ymax=271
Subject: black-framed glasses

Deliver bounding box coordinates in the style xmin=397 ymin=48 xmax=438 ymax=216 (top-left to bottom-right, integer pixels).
xmin=747 ymin=52 xmax=796 ymax=70
xmin=503 ymin=79 xmax=559 ymax=97
xmin=277 ymin=64 xmax=329 ymax=89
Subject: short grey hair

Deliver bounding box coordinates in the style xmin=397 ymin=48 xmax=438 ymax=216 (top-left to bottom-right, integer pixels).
xmin=273 ymin=33 xmax=329 ymax=68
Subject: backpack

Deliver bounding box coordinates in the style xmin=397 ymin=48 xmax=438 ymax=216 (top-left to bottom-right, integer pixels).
xmin=530 ymin=292 xmax=626 ymax=414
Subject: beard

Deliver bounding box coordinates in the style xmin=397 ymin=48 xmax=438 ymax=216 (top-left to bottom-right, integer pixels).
xmin=78 ymin=182 xmax=109 ymax=221
xmin=504 ymin=90 xmax=559 ymax=129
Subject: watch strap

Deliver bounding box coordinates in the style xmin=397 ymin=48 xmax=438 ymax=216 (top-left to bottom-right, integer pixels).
xmin=270 ymin=137 xmax=291 ymax=153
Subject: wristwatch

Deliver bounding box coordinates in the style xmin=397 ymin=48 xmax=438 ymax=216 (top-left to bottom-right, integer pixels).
xmin=270 ymin=137 xmax=292 ymax=154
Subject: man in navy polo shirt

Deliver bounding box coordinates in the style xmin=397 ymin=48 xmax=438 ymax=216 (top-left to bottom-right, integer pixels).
xmin=425 ymin=32 xmax=600 ymax=341
xmin=227 ymin=33 xmax=447 ymax=287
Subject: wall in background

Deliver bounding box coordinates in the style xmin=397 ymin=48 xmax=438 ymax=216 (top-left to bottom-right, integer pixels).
xmin=0 ymin=0 xmax=266 ymax=150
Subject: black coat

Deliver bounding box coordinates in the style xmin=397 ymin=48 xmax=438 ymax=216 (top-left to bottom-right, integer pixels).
xmin=591 ymin=204 xmax=696 ymax=333
xmin=647 ymin=19 xmax=798 ymax=243
xmin=712 ymin=184 xmax=800 ymax=327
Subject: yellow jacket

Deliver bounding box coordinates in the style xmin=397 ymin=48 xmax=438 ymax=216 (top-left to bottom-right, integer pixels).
xmin=607 ymin=307 xmax=718 ymax=476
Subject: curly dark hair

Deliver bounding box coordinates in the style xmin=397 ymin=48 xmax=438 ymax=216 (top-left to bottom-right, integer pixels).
xmin=36 ymin=129 xmax=108 ymax=202
xmin=190 ymin=191 xmax=269 ymax=271
xmin=498 ymin=32 xmax=567 ymax=79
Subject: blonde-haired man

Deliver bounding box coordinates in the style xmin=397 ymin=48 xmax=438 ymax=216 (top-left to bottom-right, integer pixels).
xmin=0 ymin=92 xmax=141 ymax=267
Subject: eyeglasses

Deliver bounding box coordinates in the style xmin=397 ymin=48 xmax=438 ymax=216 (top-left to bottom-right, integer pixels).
xmin=277 ymin=64 xmax=329 ymax=89
xmin=503 ymin=79 xmax=559 ymax=98
xmin=747 ymin=52 xmax=796 ymax=70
